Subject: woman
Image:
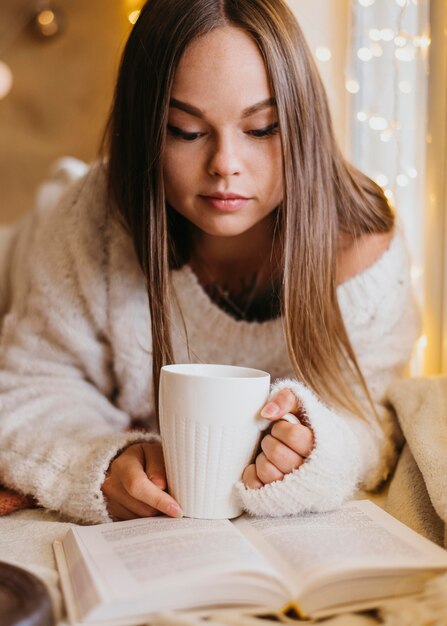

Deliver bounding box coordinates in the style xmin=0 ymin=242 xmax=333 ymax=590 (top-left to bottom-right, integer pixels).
xmin=0 ymin=0 xmax=419 ymax=523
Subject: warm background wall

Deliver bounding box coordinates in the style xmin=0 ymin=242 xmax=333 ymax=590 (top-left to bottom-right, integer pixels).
xmin=0 ymin=0 xmax=349 ymax=223
xmin=0 ymin=0 xmax=132 ymax=223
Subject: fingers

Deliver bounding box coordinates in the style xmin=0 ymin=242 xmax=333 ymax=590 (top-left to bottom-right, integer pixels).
xmin=105 ymin=499 xmax=141 ymax=522
xmin=261 ymin=388 xmax=303 ymax=422
xmin=271 ymin=421 xmax=314 ymax=458
xmin=117 ymin=445 xmax=182 ymax=517
xmin=102 ymin=473 xmax=161 ymax=519
xmin=246 ymin=423 xmax=313 ymax=486
xmin=256 ymin=452 xmax=284 ymax=484
xmin=242 ymin=457 xmax=284 ymax=489
xmin=261 ymin=434 xmax=305 ymax=475
xmin=260 ymin=387 xmax=314 ymax=460
xmin=102 ymin=443 xmax=183 ymax=520
xmin=242 ymin=464 xmax=264 ymax=489
xmin=243 ymin=391 xmax=314 ymax=490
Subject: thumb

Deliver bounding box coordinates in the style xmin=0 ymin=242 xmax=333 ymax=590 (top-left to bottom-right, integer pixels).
xmin=261 ymin=388 xmax=301 ymax=421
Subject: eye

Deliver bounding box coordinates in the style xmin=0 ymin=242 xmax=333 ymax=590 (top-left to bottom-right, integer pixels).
xmin=247 ymin=122 xmax=279 ymax=138
xmin=167 ymin=125 xmax=205 ymax=142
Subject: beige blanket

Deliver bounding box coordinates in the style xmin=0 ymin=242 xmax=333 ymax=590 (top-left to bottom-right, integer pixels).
xmin=386 ymin=376 xmax=447 ymax=546
xmin=377 ymin=376 xmax=447 ymax=625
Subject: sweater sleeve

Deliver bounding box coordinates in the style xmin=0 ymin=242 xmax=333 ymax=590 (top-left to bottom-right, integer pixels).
xmin=0 ymin=166 xmax=158 ymax=524
xmin=235 ymin=230 xmax=421 ymax=516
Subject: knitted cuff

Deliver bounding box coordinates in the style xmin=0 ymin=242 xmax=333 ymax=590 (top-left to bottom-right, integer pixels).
xmin=40 ymin=430 xmax=161 ymax=524
xmin=235 ymin=379 xmax=362 ymax=517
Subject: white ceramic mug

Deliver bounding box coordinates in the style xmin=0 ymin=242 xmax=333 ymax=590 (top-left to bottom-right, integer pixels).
xmin=159 ymin=363 xmax=272 ymax=519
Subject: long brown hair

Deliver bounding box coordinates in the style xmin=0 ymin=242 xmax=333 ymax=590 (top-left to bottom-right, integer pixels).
xmin=102 ymin=0 xmax=394 ymax=420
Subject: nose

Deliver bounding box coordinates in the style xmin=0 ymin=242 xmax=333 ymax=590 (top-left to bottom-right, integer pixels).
xmin=207 ymin=133 xmax=242 ymax=178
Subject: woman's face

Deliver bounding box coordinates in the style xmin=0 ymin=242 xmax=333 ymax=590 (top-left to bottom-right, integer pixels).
xmin=163 ymin=26 xmax=283 ymax=240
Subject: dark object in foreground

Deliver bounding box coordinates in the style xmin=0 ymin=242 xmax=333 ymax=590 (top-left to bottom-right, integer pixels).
xmin=0 ymin=561 xmax=54 ymax=626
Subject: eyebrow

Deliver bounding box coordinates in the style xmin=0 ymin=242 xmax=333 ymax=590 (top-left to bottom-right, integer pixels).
xmin=169 ymin=97 xmax=276 ymax=119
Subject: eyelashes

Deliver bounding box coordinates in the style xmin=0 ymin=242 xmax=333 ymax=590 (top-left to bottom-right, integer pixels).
xmin=167 ymin=122 xmax=279 ymax=142
xmin=167 ymin=127 xmax=204 ymax=141
xmin=247 ymin=122 xmax=279 ymax=138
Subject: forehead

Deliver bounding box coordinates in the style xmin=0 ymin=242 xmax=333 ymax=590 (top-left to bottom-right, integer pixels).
xmin=170 ymin=26 xmax=273 ymax=115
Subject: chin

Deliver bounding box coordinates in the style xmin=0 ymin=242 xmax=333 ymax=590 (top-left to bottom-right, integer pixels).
xmin=206 ymin=205 xmax=269 ymax=234
xmin=194 ymin=218 xmax=257 ymax=239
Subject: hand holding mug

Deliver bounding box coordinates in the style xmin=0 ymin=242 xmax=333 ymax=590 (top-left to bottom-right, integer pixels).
xmin=242 ymin=388 xmax=314 ymax=489
xmin=101 ymin=442 xmax=183 ymax=521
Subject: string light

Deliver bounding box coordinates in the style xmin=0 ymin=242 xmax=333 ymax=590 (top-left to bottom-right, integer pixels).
xmin=369 ymin=116 xmax=388 ymax=131
xmin=380 ymin=130 xmax=393 ymax=142
xmin=31 ymin=5 xmax=63 ymax=39
xmin=366 ymin=24 xmax=431 ymax=51
xmin=375 ymin=174 xmax=388 ymax=187
xmin=357 ymin=47 xmax=373 ymax=61
xmin=0 ymin=61 xmax=13 ymax=100
xmin=411 ymin=266 xmax=424 ymax=281
xmin=128 ymin=10 xmax=140 ymax=24
xmin=380 ymin=28 xmax=395 ymax=42
xmin=353 ymin=108 xmax=404 ymax=143
xmin=369 ymin=28 xmax=382 ymax=41
xmin=315 ymin=47 xmax=332 ymax=62
xmin=346 ymin=79 xmax=360 ymax=94
xmin=413 ymin=334 xmax=428 ymax=375
xmin=414 ymin=35 xmax=431 ymax=48
xmin=394 ymin=35 xmax=407 ymax=47
xmin=353 ymin=0 xmax=429 ymax=373
xmin=419 ymin=335 xmax=428 ymax=349
xmin=38 ymin=10 xmax=54 ymax=26
xmin=0 ymin=2 xmax=67 ymax=102
xmin=125 ymin=0 xmax=144 ymax=24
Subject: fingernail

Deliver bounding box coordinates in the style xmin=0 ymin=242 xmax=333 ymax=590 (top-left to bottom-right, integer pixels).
xmin=261 ymin=402 xmax=280 ymax=418
xmin=167 ymin=503 xmax=183 ymax=518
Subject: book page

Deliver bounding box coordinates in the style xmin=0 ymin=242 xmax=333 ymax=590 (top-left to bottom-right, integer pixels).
xmin=68 ymin=516 xmax=282 ymax=603
xmin=234 ymin=500 xmax=447 ymax=591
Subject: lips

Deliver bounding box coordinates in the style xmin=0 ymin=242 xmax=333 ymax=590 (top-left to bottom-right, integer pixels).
xmin=199 ymin=193 xmax=251 ymax=212
xmin=204 ymin=192 xmax=249 ymax=200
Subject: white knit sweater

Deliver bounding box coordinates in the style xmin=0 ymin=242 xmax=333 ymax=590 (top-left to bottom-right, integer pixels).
xmin=0 ymin=164 xmax=420 ymax=524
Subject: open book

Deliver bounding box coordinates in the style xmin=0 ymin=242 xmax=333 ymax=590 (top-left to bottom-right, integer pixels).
xmin=54 ymin=499 xmax=447 ymax=625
